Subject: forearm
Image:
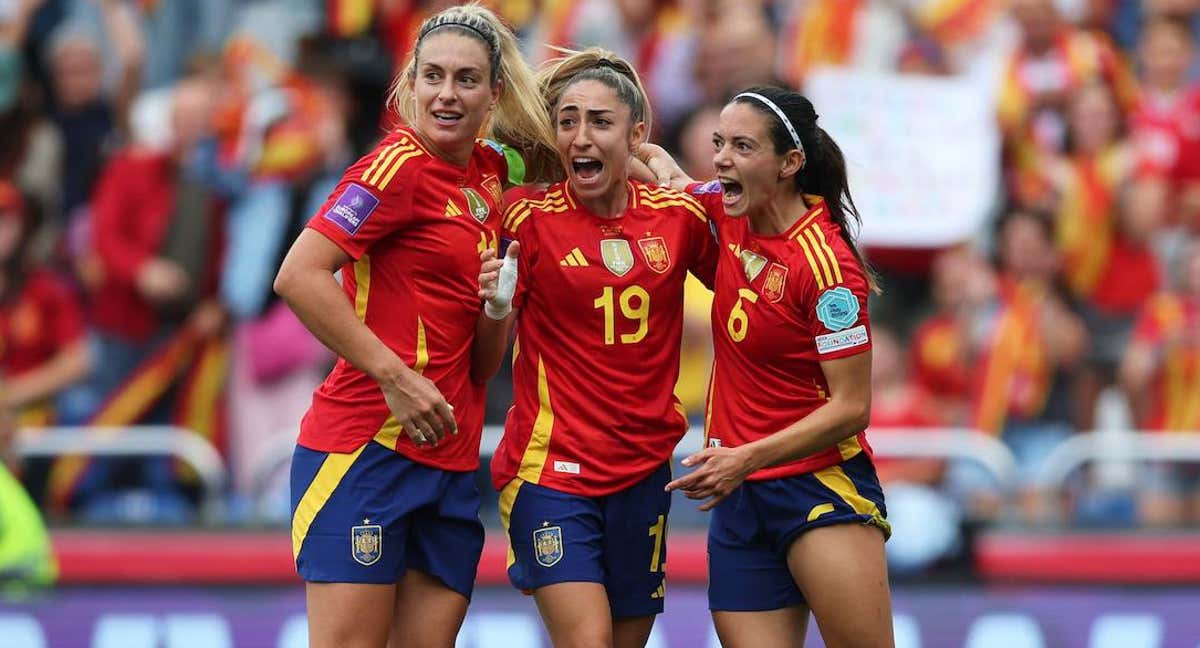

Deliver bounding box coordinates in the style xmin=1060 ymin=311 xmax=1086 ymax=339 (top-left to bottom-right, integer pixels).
xmin=275 ymin=267 xmax=408 ymax=384
xmin=471 ymin=312 xmax=514 ymax=384
xmin=741 ymin=397 xmax=870 ymax=472
xmin=3 ymin=341 xmax=92 ymax=410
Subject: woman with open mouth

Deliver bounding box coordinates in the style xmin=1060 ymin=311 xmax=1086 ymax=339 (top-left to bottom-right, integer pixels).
xmin=475 ymin=48 xmax=719 ymax=648
xmin=273 ymin=5 xmax=561 ymax=647
xmin=646 ymin=86 xmax=895 ymax=647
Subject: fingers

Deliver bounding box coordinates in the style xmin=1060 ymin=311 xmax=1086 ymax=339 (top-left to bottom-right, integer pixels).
xmin=681 ymin=448 xmax=715 ymax=467
xmin=505 ymin=240 xmax=520 ymax=260
xmin=479 ymin=248 xmax=497 ymax=262
xmin=665 ymin=469 xmax=704 ymax=492
xmin=434 ymin=400 xmax=458 ymax=436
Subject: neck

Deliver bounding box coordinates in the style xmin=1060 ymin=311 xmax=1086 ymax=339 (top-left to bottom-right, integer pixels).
xmin=748 ymin=188 xmax=807 ymax=236
xmin=414 ymin=129 xmax=473 ymax=167
xmin=577 ymin=180 xmax=629 ymax=219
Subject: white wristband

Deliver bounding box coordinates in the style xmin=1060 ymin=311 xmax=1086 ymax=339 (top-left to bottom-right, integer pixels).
xmin=484 ymin=252 xmax=518 ymax=320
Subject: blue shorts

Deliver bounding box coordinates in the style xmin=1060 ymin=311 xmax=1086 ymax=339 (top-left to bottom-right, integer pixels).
xmin=708 ymin=452 xmax=890 ymax=612
xmin=500 ymin=462 xmax=671 ymax=618
xmin=290 ymin=441 xmax=484 ymax=599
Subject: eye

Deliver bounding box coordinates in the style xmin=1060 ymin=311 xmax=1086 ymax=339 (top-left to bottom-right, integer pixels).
xmin=712 ymin=138 xmax=722 ymax=150
xmin=459 ymin=74 xmax=479 ymax=86
xmin=423 ymin=71 xmax=440 ymax=82
xmin=558 ymin=117 xmax=575 ymax=128
xmin=736 ymin=142 xmax=751 ymax=153
xmin=594 ymin=118 xmax=611 ymax=127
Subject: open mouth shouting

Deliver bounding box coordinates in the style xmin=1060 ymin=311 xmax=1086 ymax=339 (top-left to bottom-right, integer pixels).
xmin=718 ymin=176 xmax=744 ymax=208
xmin=572 ymin=156 xmax=605 ymax=186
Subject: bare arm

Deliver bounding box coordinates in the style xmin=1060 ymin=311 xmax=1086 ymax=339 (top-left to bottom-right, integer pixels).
xmin=274 ymin=229 xmax=456 ymax=444
xmin=3 ymin=340 xmax=92 ymax=410
xmin=667 ymin=351 xmax=872 ymax=510
xmin=1118 ymin=340 xmax=1157 ymax=428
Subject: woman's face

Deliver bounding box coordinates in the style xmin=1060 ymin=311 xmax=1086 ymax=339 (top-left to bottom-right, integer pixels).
xmin=555 ymin=79 xmax=644 ymax=205
xmin=412 ymin=32 xmax=500 ymax=162
xmin=1068 ymin=85 xmax=1119 ymax=154
xmin=711 ymin=102 xmax=790 ymax=217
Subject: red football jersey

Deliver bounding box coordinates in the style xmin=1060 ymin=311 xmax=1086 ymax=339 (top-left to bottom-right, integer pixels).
xmin=490 ymin=180 xmax=718 ymax=496
xmin=0 ymin=270 xmax=86 ymax=376
xmin=687 ymin=182 xmax=874 ymax=481
xmin=1130 ymin=292 xmax=1200 ymax=431
xmin=1132 ymin=87 xmax=1200 ymax=184
xmin=299 ymin=126 xmax=512 ymax=471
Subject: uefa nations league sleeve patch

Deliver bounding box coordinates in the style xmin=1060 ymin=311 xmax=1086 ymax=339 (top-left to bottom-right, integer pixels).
xmin=324 ymin=183 xmax=380 ymax=236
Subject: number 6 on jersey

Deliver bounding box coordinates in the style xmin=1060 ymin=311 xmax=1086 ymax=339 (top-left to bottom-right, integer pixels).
xmin=727 ymin=288 xmax=758 ymax=342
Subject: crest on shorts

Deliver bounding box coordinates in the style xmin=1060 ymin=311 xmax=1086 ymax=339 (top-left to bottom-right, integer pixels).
xmin=600 ymin=239 xmax=635 ymax=277
xmin=739 ymin=249 xmax=767 ymax=282
xmin=533 ymin=524 xmax=564 ymax=567
xmin=762 ymin=263 xmax=788 ymax=303
xmin=352 ymin=521 xmax=383 ymax=566
xmin=637 ymin=236 xmax=671 ymax=274
xmin=461 ymin=187 xmax=490 ymax=223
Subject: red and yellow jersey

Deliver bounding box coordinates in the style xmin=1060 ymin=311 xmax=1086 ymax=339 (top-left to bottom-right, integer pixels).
xmin=1131 ymin=292 xmax=1200 ymax=431
xmin=969 ymin=279 xmax=1053 ymax=435
xmin=1057 ymin=147 xmax=1159 ymax=312
xmin=490 ymin=180 xmax=718 ymax=497
xmin=0 ymin=270 xmax=87 ymax=427
xmin=299 ymin=126 xmax=515 ymax=472
xmin=687 ymin=182 xmax=874 ymax=481
xmin=910 ymin=312 xmax=971 ymax=404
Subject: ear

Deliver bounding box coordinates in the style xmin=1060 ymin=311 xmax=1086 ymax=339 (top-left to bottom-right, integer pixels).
xmin=629 ymin=120 xmax=647 ymax=149
xmin=779 ymin=149 xmax=805 ymax=180
xmin=490 ymin=78 xmax=504 ymax=109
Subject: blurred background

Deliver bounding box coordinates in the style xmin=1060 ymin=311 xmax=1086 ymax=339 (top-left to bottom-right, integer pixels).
xmin=1 ymin=0 xmax=1199 ymax=646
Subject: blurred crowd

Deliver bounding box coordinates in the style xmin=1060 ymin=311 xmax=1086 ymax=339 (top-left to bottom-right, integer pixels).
xmin=1 ymin=0 xmax=1200 ymax=573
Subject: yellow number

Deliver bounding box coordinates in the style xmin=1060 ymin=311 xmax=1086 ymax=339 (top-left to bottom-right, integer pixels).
xmin=594 ymin=285 xmax=651 ymax=345
xmin=726 ymin=288 xmax=759 ymax=342
xmin=648 ymin=514 xmax=665 ymax=572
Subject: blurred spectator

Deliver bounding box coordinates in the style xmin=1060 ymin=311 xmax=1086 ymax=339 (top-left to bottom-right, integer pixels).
xmin=983 ymin=210 xmax=1088 ymax=522
xmin=0 ymin=402 xmax=56 ymax=591
xmin=667 ymin=101 xmax=721 ymax=180
xmin=776 ymin=0 xmax=907 ymax=86
xmin=1129 ymin=16 xmax=1200 ymax=239
xmin=997 ymin=0 xmax=1138 ymax=208
xmin=910 ymin=246 xmax=977 ymax=425
xmin=47 ymin=1 xmax=144 ymax=232
xmin=693 ymin=1 xmax=778 ymax=110
xmin=870 ymin=325 xmax=962 ymax=575
xmin=1120 ymin=235 xmax=1200 ymax=526
xmin=1052 ymin=82 xmax=1160 ymax=431
xmin=0 ymin=182 xmax=89 ymax=428
xmin=56 ymin=76 xmax=228 ymax=517
xmin=1 ymin=1 xmax=62 ymax=230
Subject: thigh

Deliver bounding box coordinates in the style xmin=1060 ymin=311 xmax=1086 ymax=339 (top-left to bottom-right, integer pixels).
xmin=603 ymin=463 xmax=671 ymax=619
xmin=534 ymin=582 xmax=614 ymax=648
xmin=502 ymin=479 xmax=605 ymax=592
xmin=707 ymin=487 xmax=804 ymax=613
xmin=787 ymin=523 xmax=893 ymax=648
xmin=712 ymin=608 xmax=809 ymax=648
xmin=612 ymin=616 xmax=656 ymax=648
xmin=291 ymin=442 xmax=424 ymax=584
xmin=388 ymin=568 xmax=470 ymax=648
xmin=406 ymin=469 xmax=485 ymax=599
xmin=307 ymin=582 xmax=395 ymax=648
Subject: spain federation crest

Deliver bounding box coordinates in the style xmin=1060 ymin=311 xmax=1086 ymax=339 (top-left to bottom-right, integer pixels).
xmin=600 ymin=239 xmax=635 ymax=277
xmin=482 ymin=174 xmax=503 ymax=207
xmin=460 ymin=187 xmax=491 ymax=223
xmin=739 ymin=249 xmax=767 ymax=282
xmin=637 ymin=236 xmax=671 ymax=274
xmin=533 ymin=525 xmax=564 ymax=567
xmin=351 ymin=521 xmax=383 ymax=566
xmin=762 ymin=262 xmax=788 ymax=303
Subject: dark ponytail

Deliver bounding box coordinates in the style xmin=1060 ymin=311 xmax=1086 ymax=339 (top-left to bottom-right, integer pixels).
xmin=733 ymin=87 xmax=880 ymax=293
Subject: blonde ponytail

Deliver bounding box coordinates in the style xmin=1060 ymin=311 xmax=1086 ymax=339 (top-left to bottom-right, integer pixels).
xmin=386 ymin=3 xmax=557 ymax=183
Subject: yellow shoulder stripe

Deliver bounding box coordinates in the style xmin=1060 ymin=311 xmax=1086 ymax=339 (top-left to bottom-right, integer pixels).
xmin=360 ymin=142 xmax=423 ymax=190
xmin=503 ymin=190 xmax=568 ymax=232
xmin=793 ymin=224 xmax=841 ymax=289
xmin=638 ymin=196 xmax=708 ymax=223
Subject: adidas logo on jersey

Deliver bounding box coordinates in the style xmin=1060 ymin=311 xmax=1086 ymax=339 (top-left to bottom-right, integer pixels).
xmin=559 ymin=248 xmax=588 ymax=267
xmin=444 ymin=199 xmax=464 ymax=218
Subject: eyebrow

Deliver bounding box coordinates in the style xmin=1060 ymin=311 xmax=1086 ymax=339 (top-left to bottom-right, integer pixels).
xmin=558 ymin=104 xmax=615 ymax=117
xmin=419 ymin=62 xmax=484 ymax=75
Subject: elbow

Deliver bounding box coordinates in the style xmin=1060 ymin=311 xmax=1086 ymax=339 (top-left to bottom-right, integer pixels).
xmin=845 ymin=399 xmax=871 ymax=436
xmin=273 ymin=263 xmax=296 ymax=301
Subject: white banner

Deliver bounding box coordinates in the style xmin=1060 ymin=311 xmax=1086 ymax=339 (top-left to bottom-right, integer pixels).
xmin=804 ymin=70 xmax=1000 ymax=248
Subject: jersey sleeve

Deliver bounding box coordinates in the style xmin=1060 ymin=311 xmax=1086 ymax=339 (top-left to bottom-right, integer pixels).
xmin=306 ymin=138 xmax=420 ymax=260
xmin=686 ymin=203 xmax=719 ymax=289
xmin=685 ymin=180 xmax=727 ymax=226
xmin=501 ymin=196 xmax=539 ymax=309
xmin=797 ymin=231 xmax=872 ymax=360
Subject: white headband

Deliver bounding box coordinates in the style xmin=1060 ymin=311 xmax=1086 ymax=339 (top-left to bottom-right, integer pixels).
xmin=734 ymin=92 xmax=805 ymax=157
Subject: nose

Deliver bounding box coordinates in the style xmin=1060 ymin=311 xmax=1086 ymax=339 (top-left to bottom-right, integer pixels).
xmin=713 ymin=142 xmax=732 ymax=170
xmin=571 ymin=123 xmax=593 ymax=150
xmin=436 ymin=78 xmax=457 ymax=104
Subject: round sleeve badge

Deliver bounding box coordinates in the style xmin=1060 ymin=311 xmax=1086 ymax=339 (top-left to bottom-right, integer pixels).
xmin=816 ymin=286 xmax=860 ymax=331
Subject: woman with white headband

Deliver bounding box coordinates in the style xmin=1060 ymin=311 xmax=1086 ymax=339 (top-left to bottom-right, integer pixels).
xmin=652 ymin=86 xmax=895 ymax=647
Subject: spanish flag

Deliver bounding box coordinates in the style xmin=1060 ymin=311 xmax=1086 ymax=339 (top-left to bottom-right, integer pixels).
xmin=779 ymin=0 xmax=863 ymax=87
xmin=1057 ymin=146 xmax=1124 ymax=301
xmin=971 ymin=281 xmax=1051 ymax=435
